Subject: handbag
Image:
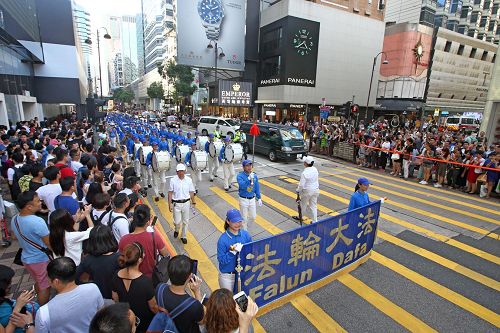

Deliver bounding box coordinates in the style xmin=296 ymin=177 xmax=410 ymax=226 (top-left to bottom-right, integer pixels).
xmin=391 ymin=153 xmax=400 ymax=160
xmin=151 ymin=231 xmax=170 ymax=287
xmin=477 ymin=173 xmax=487 ymax=183
xmin=13 ymin=216 xmax=54 ymax=266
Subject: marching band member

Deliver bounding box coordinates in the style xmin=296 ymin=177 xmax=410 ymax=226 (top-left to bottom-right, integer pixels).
xmin=294 ymin=156 xmax=319 ymax=223
xmin=139 ymin=140 xmax=152 ymax=190
xmin=184 ymin=142 xmax=202 ymax=194
xmin=133 ymin=137 xmax=142 ymax=179
xmin=217 ymin=209 xmax=252 ymax=291
xmin=236 ymin=160 xmax=262 ymax=230
xmin=159 ymin=135 xmax=170 ymax=153
xmin=146 ymin=142 xmax=165 ymax=201
xmin=108 ymin=124 xmax=118 ymax=147
xmin=168 ymin=163 xmax=196 ymax=245
xmin=219 ymin=136 xmax=235 ymax=191
xmin=184 ymin=132 xmax=194 ymax=146
xmin=205 ymin=134 xmax=219 ymax=182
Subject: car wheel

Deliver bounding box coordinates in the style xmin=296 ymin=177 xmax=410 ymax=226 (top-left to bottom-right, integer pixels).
xmin=202 ymin=129 xmax=208 ymax=136
xmin=268 ymin=150 xmax=277 ymax=162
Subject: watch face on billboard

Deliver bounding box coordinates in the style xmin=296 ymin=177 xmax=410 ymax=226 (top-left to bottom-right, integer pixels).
xmin=218 ymin=80 xmax=252 ymax=106
xmin=177 ymin=0 xmax=245 ymax=71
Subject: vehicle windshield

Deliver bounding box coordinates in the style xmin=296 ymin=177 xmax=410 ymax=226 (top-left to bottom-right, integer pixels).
xmin=225 ymin=119 xmax=239 ymax=126
xmin=461 ymin=118 xmax=475 ymax=124
xmin=167 ymin=116 xmax=177 ymax=121
xmin=280 ymin=128 xmax=303 ymax=141
xmin=446 ymin=118 xmax=460 ymax=124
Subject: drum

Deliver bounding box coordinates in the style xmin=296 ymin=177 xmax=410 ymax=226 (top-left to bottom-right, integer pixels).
xmin=133 ymin=143 xmax=143 ymax=157
xmin=225 ymin=143 xmax=243 ymax=163
xmin=196 ymin=136 xmax=209 ymax=151
xmin=191 ymin=151 xmax=208 ymax=171
xmin=208 ymin=140 xmax=224 ymax=158
xmin=138 ymin=146 xmax=153 ymax=165
xmin=175 ymin=145 xmax=190 ymax=162
xmin=152 ymin=151 xmax=171 ymax=172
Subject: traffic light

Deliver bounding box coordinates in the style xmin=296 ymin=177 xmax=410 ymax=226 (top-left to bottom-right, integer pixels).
xmin=351 ymin=104 xmax=359 ymax=114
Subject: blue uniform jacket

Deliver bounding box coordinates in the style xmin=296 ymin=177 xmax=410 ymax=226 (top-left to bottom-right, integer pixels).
xmin=159 ymin=141 xmax=169 ymax=152
xmin=204 ymin=141 xmax=210 ymax=153
xmin=219 ymin=145 xmax=226 ymax=162
xmin=146 ymin=152 xmax=153 ymax=167
xmin=217 ymin=229 xmax=252 ymax=273
xmin=348 ymin=190 xmax=370 ymax=211
xmin=237 ymin=171 xmax=261 ymax=200
xmin=184 ymin=151 xmax=192 ymax=166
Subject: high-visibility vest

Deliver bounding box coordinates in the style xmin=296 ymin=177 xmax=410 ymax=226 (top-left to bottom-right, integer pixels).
xmin=214 ymin=130 xmax=221 ymax=139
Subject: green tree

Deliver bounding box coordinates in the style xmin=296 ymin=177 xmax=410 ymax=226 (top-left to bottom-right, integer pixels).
xmin=113 ymin=87 xmax=134 ymax=104
xmin=158 ymin=60 xmax=197 ymax=104
xmin=147 ymin=81 xmax=165 ymax=99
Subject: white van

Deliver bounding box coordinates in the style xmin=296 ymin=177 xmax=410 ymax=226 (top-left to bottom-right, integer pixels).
xmin=197 ymin=116 xmax=240 ymax=138
xmin=445 ymin=116 xmax=479 ymax=132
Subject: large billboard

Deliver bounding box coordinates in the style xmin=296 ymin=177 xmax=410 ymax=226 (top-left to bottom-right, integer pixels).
xmin=177 ymin=0 xmax=246 ymax=71
xmin=218 ymin=80 xmax=253 ymax=106
xmin=258 ymin=16 xmax=320 ymax=88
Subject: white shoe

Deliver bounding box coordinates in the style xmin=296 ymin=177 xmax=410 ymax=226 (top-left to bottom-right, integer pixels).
xmin=434 ymin=184 xmax=442 ymax=188
xmin=419 ymin=181 xmax=428 ymax=185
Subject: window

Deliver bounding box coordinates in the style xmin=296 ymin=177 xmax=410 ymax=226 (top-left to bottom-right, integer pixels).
xmin=444 ymin=41 xmax=452 ymax=52
xmin=470 ymin=47 xmax=477 ymax=58
xmin=451 ymin=94 xmax=455 ymax=99
xmin=261 ymin=56 xmax=281 ymax=80
xmin=438 ymin=93 xmax=442 ymax=98
xmin=261 ymin=28 xmax=282 ymax=53
xmin=458 ymin=26 xmax=467 ymax=34
xmin=480 ymin=17 xmax=487 ymax=28
xmin=492 ymin=4 xmax=499 ymax=14
xmin=165 ymin=9 xmax=173 ymax=17
xmin=488 ymin=21 xmax=495 ymax=31
xmin=378 ymin=0 xmax=385 ymax=10
xmin=493 ymin=54 xmax=496 ymax=63
xmin=481 ymin=50 xmax=488 ymax=61
xmin=470 ymin=12 xmax=478 ymax=23
xmin=460 ymin=7 xmax=469 ymax=18
xmin=420 ymin=7 xmax=436 ymax=27
xmin=457 ymin=44 xmax=464 ymax=55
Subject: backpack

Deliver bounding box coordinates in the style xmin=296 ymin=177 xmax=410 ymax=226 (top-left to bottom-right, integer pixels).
xmin=146 ymin=283 xmax=196 ymax=333
xmin=11 ymin=167 xmax=25 ymax=201
xmin=90 ymin=208 xmax=112 ymax=226
xmin=19 ymin=175 xmax=33 ymax=193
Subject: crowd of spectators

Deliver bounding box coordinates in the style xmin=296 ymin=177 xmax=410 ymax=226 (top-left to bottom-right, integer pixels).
xmin=0 ymin=115 xmax=258 ymax=333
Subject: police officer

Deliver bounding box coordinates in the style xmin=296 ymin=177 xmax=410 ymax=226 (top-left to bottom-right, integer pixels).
xmin=219 ymin=136 xmax=235 ymax=191
xmin=146 ymin=142 xmax=165 ymax=201
xmin=205 ymin=133 xmax=219 ymax=182
xmin=213 ymin=125 xmax=222 ymax=139
xmin=217 ymin=209 xmax=252 ymax=291
xmin=233 ymin=128 xmax=248 ymax=160
xmin=168 ymin=163 xmax=196 ymax=244
xmin=237 ymin=159 xmax=262 ymax=230
xmin=184 ymin=142 xmax=202 ymax=194
xmin=294 ymin=156 xmax=319 ymax=223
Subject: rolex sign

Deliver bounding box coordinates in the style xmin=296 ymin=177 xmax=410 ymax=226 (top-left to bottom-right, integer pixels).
xmin=218 ymin=80 xmax=253 ymax=107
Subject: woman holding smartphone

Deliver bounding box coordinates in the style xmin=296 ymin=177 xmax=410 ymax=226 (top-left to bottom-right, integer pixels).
xmin=217 ymin=209 xmax=252 ymax=292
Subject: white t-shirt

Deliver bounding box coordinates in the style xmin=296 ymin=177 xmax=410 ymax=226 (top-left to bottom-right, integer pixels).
xmin=7 ymin=164 xmax=24 ymax=183
xmin=169 ymin=176 xmax=195 ymax=200
xmin=297 ymin=166 xmax=319 ymax=191
xmin=91 ymin=209 xmax=112 ymax=225
xmin=109 ymin=212 xmax=130 ymax=242
xmin=36 ymin=184 xmax=62 ymax=212
xmin=119 ymin=188 xmax=133 ymax=195
xmin=71 ymin=160 xmax=83 ymax=173
xmin=64 ymin=228 xmax=92 ymax=266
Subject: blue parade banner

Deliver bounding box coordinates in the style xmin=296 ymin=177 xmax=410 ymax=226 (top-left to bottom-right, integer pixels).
xmin=238 ymin=201 xmax=381 ymax=307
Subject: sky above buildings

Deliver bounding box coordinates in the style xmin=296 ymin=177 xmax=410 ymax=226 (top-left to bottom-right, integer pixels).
xmin=75 ymin=0 xmax=140 ymax=26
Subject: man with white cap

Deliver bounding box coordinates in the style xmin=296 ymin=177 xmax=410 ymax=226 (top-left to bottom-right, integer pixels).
xmin=184 ymin=142 xmax=202 ymax=194
xmin=205 ymin=133 xmax=219 ymax=182
xmin=294 ymin=156 xmax=319 ymax=223
xmin=236 ymin=159 xmax=262 ymax=230
xmin=168 ymin=163 xmax=196 ymax=244
xmin=219 ymin=136 xmax=235 ymax=191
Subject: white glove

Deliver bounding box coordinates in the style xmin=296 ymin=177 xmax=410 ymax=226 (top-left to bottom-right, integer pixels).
xmin=379 ymin=197 xmax=385 ymax=204
xmin=257 ymin=199 xmax=263 ymax=207
xmin=233 ymin=243 xmax=243 ymax=252
xmin=230 ymin=250 xmax=238 ymax=255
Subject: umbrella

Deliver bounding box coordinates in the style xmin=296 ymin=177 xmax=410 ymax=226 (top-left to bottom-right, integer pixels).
xmin=249 ymin=122 xmax=260 ymax=165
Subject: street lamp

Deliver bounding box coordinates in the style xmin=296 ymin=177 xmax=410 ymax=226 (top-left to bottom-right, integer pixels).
xmin=85 ymin=27 xmax=111 ymax=98
xmin=365 ymin=51 xmax=389 ymax=122
xmin=207 ymin=40 xmax=225 ymax=115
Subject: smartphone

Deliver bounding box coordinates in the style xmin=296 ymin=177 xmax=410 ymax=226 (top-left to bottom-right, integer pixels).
xmin=20 ymin=306 xmax=27 ymax=314
xmin=233 ymin=291 xmax=248 ymax=312
xmin=151 ymin=216 xmax=158 ymax=226
xmin=78 ymin=201 xmax=85 ymax=210
xmin=191 ymin=259 xmax=198 ymax=275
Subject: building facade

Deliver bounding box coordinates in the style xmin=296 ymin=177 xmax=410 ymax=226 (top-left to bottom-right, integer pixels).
xmin=480 ymin=45 xmax=500 ymax=144
xmin=0 ymin=0 xmax=87 ymax=125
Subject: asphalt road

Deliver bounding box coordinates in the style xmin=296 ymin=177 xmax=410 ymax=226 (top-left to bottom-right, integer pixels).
xmin=145 ymin=128 xmax=500 ymax=333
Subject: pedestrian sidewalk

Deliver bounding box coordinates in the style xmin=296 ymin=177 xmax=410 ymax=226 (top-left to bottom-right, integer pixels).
xmin=0 ymin=239 xmax=34 ymax=296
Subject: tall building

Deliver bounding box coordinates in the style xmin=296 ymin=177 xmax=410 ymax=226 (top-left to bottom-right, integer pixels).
xmin=136 ymin=12 xmax=145 ymax=76
xmin=385 ymin=0 xmax=499 ymax=44
xmin=143 ymin=0 xmax=165 ymax=74
xmin=0 ymin=0 xmax=88 ymax=125
xmin=73 ymin=3 xmax=92 ymax=82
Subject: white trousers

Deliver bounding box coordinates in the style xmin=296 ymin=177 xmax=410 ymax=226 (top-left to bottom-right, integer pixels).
xmin=173 ymin=201 xmax=190 ymax=238
xmin=189 ymin=168 xmax=202 ymax=190
xmin=222 ymin=162 xmax=235 ymax=189
xmin=134 ymin=160 xmax=141 ymax=178
xmin=300 ymin=188 xmax=320 ymax=222
xmin=141 ymin=165 xmax=151 ymax=187
xmin=218 ymin=272 xmax=236 ymax=291
xmin=239 ymin=197 xmax=256 ymax=230
xmin=208 ymin=157 xmax=219 ymax=180
xmin=403 ymin=159 xmax=411 ymax=179
xmin=148 ymin=169 xmax=166 ymax=196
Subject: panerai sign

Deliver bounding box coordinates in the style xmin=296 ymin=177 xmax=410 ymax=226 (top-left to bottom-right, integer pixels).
xmin=218 ymin=80 xmax=253 ymax=106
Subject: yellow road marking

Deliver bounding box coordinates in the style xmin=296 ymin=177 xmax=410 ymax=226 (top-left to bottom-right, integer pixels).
xmin=257 ymin=181 xmax=500 ymax=292
xmin=318 ymin=176 xmax=500 ymax=240
xmin=263 ymin=178 xmax=500 ymax=265
xmin=211 ymin=187 xmax=431 ymax=332
xmin=337 ymin=275 xmax=437 ymax=333
xmin=325 ymin=171 xmax=500 ymax=225
xmin=210 ymin=187 xmax=283 ymax=235
xmin=323 ymin=170 xmax=500 ymax=216
xmin=341 ymin=164 xmax=500 ymax=208
xmin=153 ymin=198 xmax=267 ymax=333
xmin=371 ymin=252 xmax=500 ymax=328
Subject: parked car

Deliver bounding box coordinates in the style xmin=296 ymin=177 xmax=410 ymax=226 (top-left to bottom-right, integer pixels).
xmin=239 ymin=122 xmax=307 ymax=162
xmin=165 ymin=115 xmax=180 ymax=128
xmin=197 ymin=116 xmax=240 ymax=138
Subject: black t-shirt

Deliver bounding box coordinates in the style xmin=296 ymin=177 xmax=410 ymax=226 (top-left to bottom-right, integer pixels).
xmin=76 ymin=253 xmax=120 ymax=299
xmin=111 ymin=273 xmax=155 ymax=333
xmin=161 ymin=287 xmax=204 ymax=333
xmin=28 ymin=180 xmax=43 ymax=191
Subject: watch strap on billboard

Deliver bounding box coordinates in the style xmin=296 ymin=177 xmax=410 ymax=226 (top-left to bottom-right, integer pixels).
xmin=206 ymin=25 xmax=220 ymax=41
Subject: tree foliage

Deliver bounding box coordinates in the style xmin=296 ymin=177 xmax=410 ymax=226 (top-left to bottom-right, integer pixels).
xmin=147 ymin=81 xmax=165 ymax=99
xmin=158 ymin=60 xmax=197 ymax=103
xmin=112 ymin=88 xmax=134 ymax=104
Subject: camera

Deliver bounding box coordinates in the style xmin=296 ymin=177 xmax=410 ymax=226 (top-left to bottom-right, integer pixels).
xmin=233 ymin=291 xmax=248 ymax=312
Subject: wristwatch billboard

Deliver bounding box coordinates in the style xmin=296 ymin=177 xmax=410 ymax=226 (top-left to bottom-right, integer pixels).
xmin=197 ymin=0 xmax=224 ymax=41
